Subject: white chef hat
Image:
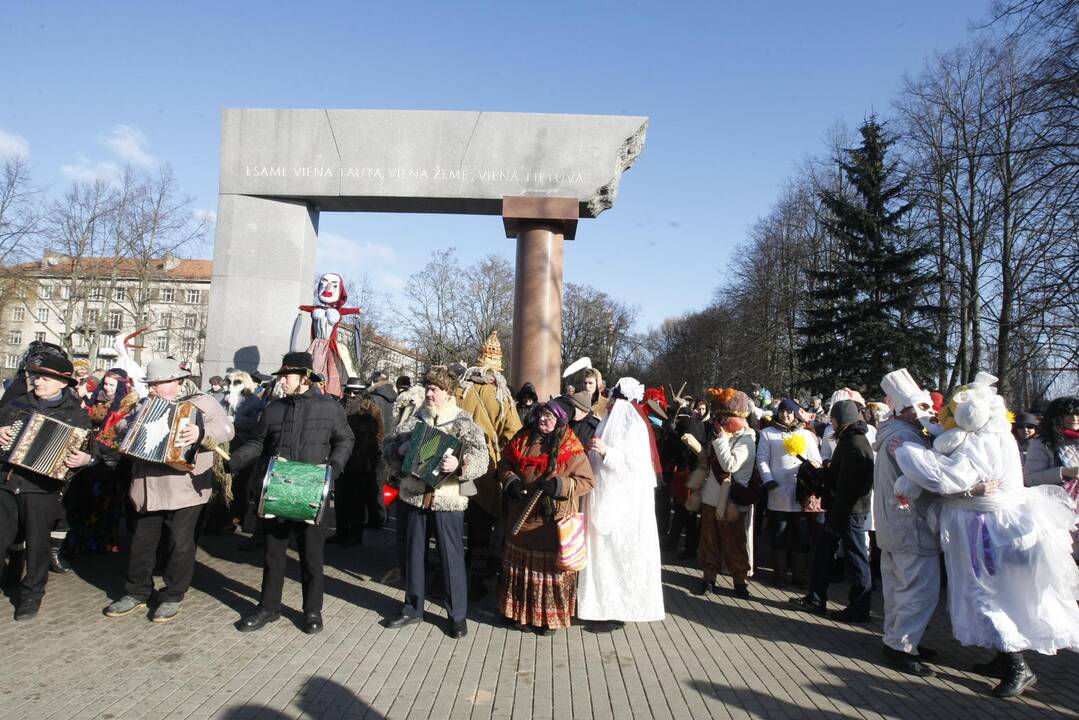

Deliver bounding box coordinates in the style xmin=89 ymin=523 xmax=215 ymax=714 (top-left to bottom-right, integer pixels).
xmin=880 ymin=369 xmax=934 ymax=418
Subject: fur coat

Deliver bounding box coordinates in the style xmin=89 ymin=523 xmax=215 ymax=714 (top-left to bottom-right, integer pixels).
xmin=384 ymin=397 xmax=489 ymax=512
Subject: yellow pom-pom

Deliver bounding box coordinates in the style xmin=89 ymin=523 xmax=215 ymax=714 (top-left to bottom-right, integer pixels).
xmin=783 ymin=433 xmax=807 ymax=458
xmin=1006 ymin=410 xmax=1016 ymax=425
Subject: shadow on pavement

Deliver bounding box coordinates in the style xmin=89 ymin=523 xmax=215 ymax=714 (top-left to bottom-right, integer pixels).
xmin=217 ymin=676 xmax=386 ymax=719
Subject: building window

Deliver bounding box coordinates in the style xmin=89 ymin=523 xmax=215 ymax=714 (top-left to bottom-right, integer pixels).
xmin=60 ymin=285 xmax=71 ymax=300
xmin=87 ymin=309 xmax=99 ymax=324
xmin=184 ymin=313 xmax=197 ymax=329
xmin=159 ymin=312 xmax=171 ymax=327
xmin=36 ymin=308 xmax=48 ymax=323
xmin=114 ymin=287 xmax=126 ymax=301
xmin=39 ymin=285 xmax=51 ymax=300
xmin=108 ymin=310 xmax=122 ymax=330
xmin=160 ymin=288 xmax=175 ymax=303
xmin=34 ymin=332 xmax=45 ymax=343
xmin=11 ymin=307 xmax=24 ymax=322
xmin=88 ymin=286 xmax=105 ymax=300
xmin=186 ymin=289 xmax=201 ymax=304
xmin=4 ymin=354 xmax=17 ymax=369
xmin=182 ymin=337 xmax=196 ymax=354
xmin=155 ymin=335 xmax=168 ymax=352
xmin=7 ymin=330 xmax=22 ymax=346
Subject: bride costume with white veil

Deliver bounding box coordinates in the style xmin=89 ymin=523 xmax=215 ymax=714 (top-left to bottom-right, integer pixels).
xmin=577 ymin=378 xmax=665 ymax=623
xmin=894 ymin=372 xmax=1079 ymax=654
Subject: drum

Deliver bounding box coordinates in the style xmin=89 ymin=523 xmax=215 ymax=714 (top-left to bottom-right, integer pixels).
xmin=257 ymin=456 xmax=332 ymax=524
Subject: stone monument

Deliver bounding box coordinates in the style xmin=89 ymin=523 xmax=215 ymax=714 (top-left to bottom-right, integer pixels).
xmin=204 ymin=108 xmax=647 ymax=399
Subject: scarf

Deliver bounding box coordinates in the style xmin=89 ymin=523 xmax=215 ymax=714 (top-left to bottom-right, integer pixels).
xmin=504 ymin=428 xmax=585 ymax=473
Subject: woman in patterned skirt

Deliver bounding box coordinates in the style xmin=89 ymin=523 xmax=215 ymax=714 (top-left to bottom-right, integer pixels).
xmin=497 ymin=401 xmax=594 ymax=634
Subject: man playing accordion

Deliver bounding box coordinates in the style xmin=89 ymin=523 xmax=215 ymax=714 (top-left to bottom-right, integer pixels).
xmin=102 ymin=358 xmax=233 ymax=624
xmin=0 ymin=354 xmax=92 ymax=621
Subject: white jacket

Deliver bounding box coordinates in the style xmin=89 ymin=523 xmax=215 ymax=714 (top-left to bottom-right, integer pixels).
xmin=756 ymin=425 xmax=820 ymax=512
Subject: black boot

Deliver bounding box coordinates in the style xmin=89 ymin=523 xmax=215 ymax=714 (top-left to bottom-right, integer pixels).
xmin=49 ymin=546 xmax=71 ymax=574
xmin=971 ymin=651 xmax=1009 ymax=678
xmin=992 ymin=652 xmax=1036 ymax=699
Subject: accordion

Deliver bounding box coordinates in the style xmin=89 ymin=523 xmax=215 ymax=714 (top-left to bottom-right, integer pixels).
xmin=1 ymin=412 xmax=90 ymax=481
xmin=119 ymin=397 xmax=202 ymax=471
xmin=400 ymin=420 xmax=462 ymax=487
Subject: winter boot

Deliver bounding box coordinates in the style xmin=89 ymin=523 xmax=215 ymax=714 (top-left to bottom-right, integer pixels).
xmin=49 ymin=539 xmax=71 ymax=574
xmin=992 ymin=652 xmax=1036 ymax=699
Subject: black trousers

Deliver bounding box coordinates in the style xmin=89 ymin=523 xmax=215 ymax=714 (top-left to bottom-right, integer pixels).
xmin=124 ymin=504 xmax=202 ymax=603
xmin=360 ymin=470 xmax=385 ymax=527
xmin=259 ymin=516 xmax=325 ymax=614
xmin=0 ymin=489 xmax=62 ymax=601
xmin=333 ymin=472 xmax=365 ymax=539
xmin=398 ymin=502 xmax=466 ymax=622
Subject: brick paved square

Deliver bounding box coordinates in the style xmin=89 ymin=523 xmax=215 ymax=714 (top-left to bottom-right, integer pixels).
xmin=0 ymin=526 xmax=1075 ymax=719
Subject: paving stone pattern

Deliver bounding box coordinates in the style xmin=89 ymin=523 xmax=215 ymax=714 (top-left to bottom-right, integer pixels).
xmin=0 ymin=525 xmax=1076 ymax=720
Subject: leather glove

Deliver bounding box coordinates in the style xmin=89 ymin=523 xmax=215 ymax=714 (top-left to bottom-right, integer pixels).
xmin=538 ymin=476 xmax=563 ymax=498
xmin=764 ymin=480 xmax=779 ymax=492
xmin=503 ymin=474 xmax=525 ymax=501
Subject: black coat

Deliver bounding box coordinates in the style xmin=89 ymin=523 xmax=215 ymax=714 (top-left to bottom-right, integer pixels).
xmin=569 ymin=414 xmax=599 ymax=449
xmin=823 ymin=421 xmax=875 ymax=530
xmin=0 ymin=388 xmax=91 ymax=494
xmin=229 ymin=387 xmax=354 ymax=483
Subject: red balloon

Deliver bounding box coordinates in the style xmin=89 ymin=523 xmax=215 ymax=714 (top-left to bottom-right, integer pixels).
xmin=382 ymin=484 xmax=399 ymax=507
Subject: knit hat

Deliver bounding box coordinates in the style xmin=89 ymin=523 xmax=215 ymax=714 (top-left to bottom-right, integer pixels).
xmin=706 ymin=388 xmax=752 ymax=418
xmin=778 ymin=398 xmax=802 ymax=415
xmin=829 ymin=399 xmax=861 ymax=425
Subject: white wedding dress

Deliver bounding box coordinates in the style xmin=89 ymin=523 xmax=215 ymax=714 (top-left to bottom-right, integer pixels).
xmin=577 ymin=399 xmax=665 ymax=622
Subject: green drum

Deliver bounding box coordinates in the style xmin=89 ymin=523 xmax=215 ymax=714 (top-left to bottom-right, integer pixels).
xmin=257 ymin=456 xmax=332 ymax=524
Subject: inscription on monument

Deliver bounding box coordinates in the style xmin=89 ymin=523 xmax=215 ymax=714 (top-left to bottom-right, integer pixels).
xmin=244 ymin=165 xmax=587 ymax=184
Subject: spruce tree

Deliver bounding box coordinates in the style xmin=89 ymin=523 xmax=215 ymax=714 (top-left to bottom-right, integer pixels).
xmin=798 ymin=118 xmax=938 ymax=395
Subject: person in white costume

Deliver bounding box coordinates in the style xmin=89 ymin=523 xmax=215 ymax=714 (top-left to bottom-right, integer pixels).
xmin=894 ymin=371 xmax=1079 ymax=699
xmin=577 ymin=377 xmax=665 ymax=632
xmin=873 ymin=368 xmax=940 ymax=677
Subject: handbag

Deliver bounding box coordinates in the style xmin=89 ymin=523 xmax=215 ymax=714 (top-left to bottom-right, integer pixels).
xmin=556 ymin=512 xmax=587 ymax=571
xmin=728 ymin=466 xmax=763 ymax=506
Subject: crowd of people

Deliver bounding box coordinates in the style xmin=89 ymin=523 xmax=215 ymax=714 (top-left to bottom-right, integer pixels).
xmin=1 ymin=336 xmax=1077 ymax=702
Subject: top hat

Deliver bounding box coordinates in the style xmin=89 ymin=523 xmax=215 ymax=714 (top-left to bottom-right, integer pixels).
xmin=272 ymin=351 xmax=323 ymax=383
xmin=28 ymin=355 xmax=77 ymax=386
xmin=344 ymin=377 xmax=365 ymax=392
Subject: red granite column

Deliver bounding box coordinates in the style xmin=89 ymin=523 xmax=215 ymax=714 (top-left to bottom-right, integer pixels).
xmin=503 ymin=197 xmax=579 ymax=401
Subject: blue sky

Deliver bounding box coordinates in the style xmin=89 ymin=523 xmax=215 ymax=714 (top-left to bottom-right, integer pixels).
xmin=1 ymin=1 xmax=991 ymax=332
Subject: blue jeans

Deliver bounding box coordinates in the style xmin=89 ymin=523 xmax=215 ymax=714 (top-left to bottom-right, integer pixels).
xmin=807 ymin=512 xmax=871 ymax=613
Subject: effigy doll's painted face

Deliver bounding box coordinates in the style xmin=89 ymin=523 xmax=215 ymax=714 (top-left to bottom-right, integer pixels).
xmin=317 ymin=274 xmax=342 ymax=305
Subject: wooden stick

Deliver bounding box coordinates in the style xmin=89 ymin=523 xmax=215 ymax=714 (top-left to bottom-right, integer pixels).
xmin=511 ymin=490 xmax=544 ymax=536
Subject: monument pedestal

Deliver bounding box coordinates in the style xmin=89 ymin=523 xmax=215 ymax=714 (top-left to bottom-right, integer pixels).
xmin=503 ymin=197 xmax=578 ymax=401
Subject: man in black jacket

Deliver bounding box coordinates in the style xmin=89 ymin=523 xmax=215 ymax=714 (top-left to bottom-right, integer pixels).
xmin=229 ymin=352 xmax=354 ymax=635
xmin=0 ymin=355 xmax=92 ymax=620
xmin=790 ymin=399 xmax=875 ymax=621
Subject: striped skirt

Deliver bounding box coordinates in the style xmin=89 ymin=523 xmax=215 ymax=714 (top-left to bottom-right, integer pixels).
xmin=497 ymin=539 xmax=578 ymax=629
